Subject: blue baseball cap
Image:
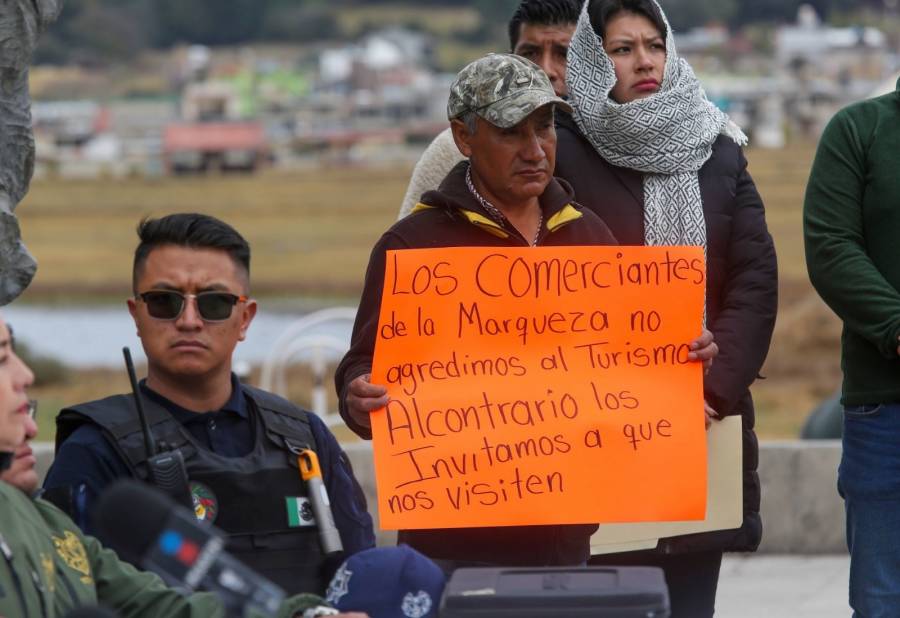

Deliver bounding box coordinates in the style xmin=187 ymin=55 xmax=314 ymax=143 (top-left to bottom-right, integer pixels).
xmin=325 ymin=545 xmax=446 ymax=618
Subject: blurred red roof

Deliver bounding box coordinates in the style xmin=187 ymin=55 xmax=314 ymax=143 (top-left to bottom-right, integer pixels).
xmin=163 ymin=122 xmax=265 ymax=152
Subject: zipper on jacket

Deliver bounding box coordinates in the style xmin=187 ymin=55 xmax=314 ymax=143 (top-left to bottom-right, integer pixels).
xmin=26 ymin=554 xmax=49 ymax=618
xmin=0 ymin=533 xmax=31 ymax=618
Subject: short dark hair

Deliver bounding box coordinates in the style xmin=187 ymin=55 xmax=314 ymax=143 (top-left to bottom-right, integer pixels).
xmin=587 ymin=0 xmax=666 ymax=41
xmin=132 ymin=213 xmax=251 ymax=292
xmin=508 ymin=0 xmax=582 ymax=51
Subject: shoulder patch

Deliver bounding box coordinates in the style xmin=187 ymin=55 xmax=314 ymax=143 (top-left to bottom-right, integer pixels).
xmin=41 ymin=553 xmax=56 ymax=593
xmin=53 ymin=531 xmax=93 ymax=585
xmin=326 ymin=563 xmax=352 ymax=605
xmin=190 ymin=481 xmax=219 ymax=524
xmin=402 ymin=590 xmax=434 ymax=618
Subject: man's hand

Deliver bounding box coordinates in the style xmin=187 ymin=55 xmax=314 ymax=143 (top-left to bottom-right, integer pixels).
xmin=688 ymin=328 xmax=718 ymax=374
xmin=345 ymin=374 xmax=389 ymax=431
xmin=704 ymin=399 xmax=719 ymax=430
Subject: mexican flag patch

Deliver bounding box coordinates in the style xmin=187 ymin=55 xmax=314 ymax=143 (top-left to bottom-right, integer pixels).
xmin=286 ymin=496 xmax=316 ymax=527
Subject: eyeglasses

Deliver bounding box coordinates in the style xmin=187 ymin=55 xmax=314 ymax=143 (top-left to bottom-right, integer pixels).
xmin=137 ymin=290 xmax=248 ymax=322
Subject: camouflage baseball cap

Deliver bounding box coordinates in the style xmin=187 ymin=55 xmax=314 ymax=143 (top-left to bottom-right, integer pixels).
xmin=447 ymin=53 xmax=572 ymax=129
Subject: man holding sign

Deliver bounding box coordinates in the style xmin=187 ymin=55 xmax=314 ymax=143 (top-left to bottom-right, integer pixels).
xmin=336 ymin=54 xmax=716 ymax=569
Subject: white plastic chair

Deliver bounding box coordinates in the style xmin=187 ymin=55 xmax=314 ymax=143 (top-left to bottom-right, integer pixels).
xmin=257 ymin=307 xmax=357 ymax=428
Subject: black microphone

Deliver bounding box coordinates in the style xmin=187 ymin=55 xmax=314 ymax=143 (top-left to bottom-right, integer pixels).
xmin=94 ymin=480 xmax=285 ymax=617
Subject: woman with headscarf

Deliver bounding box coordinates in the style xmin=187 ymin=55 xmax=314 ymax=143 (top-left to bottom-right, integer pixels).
xmin=554 ymin=1 xmax=777 ymax=616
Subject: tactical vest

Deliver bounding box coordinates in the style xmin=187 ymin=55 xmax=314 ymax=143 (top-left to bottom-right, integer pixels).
xmin=54 ymin=386 xmax=327 ymax=595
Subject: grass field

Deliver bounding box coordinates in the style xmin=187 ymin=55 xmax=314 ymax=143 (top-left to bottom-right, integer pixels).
xmin=18 ymin=144 xmax=841 ymax=439
xmin=17 ymin=166 xmax=409 ymax=300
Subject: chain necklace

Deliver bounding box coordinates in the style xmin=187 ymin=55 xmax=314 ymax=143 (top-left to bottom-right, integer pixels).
xmin=466 ymin=164 xmax=543 ymax=246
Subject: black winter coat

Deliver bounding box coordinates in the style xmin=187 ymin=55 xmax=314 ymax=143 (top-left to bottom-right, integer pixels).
xmin=555 ymin=114 xmax=778 ymax=553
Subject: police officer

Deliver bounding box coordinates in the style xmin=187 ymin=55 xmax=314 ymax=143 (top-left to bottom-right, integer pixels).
xmin=44 ymin=213 xmax=374 ymax=595
xmin=0 ymin=312 xmax=368 ymax=617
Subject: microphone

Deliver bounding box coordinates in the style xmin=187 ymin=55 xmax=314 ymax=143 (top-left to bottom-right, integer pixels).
xmin=94 ymin=480 xmax=285 ymax=617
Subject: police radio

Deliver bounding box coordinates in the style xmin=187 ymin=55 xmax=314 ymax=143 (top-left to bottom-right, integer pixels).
xmin=123 ymin=347 xmax=193 ymax=510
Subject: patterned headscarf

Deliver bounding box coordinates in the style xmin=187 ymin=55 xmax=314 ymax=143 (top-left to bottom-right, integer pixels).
xmin=565 ymin=0 xmax=747 ymax=249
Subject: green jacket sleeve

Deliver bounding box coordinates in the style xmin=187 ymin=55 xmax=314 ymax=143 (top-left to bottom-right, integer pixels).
xmin=84 ymin=536 xmax=327 ymax=618
xmin=85 ymin=534 xmax=227 ymax=618
xmin=12 ymin=492 xmax=308 ymax=618
xmin=86 ymin=533 xmax=316 ymax=618
xmin=803 ymin=110 xmax=900 ymax=359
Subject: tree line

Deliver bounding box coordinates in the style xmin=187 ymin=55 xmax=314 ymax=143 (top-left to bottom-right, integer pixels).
xmin=36 ymin=0 xmax=891 ymax=65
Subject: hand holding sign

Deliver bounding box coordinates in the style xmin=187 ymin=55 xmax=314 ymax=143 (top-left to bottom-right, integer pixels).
xmin=689 ymin=328 xmax=718 ymax=371
xmin=371 ymin=246 xmax=708 ymax=530
xmin=345 ymin=373 xmax=389 ymax=431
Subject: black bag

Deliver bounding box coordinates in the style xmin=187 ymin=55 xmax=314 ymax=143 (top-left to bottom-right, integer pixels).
xmin=439 ymin=566 xmax=670 ymax=617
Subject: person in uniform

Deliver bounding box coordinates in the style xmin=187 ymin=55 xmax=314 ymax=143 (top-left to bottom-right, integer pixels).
xmin=0 ymin=312 xmax=368 ymax=617
xmin=44 ymin=213 xmax=374 ymax=595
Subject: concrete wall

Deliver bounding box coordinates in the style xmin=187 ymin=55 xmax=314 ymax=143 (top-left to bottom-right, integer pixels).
xmin=757 ymin=440 xmax=845 ymax=554
xmin=32 ymin=439 xmax=847 ymax=554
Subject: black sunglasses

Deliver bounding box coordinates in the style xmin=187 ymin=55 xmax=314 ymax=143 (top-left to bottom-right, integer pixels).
xmin=138 ymin=290 xmax=248 ymax=322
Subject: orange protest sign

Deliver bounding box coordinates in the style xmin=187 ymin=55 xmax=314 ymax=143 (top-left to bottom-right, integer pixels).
xmin=370 ymin=246 xmax=707 ymax=530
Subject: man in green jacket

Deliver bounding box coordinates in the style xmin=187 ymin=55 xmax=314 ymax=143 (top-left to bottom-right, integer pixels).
xmin=804 ymin=80 xmax=900 ymax=617
xmin=0 ymin=478 xmax=235 ymax=617
xmin=0 ymin=313 xmax=364 ymax=617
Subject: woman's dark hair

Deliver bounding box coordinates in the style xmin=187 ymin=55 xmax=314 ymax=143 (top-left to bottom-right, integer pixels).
xmin=132 ymin=213 xmax=250 ymax=292
xmin=508 ymin=0 xmax=582 ymax=50
xmin=587 ymin=0 xmax=666 ymax=41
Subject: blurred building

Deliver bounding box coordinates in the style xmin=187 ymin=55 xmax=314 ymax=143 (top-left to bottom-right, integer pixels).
xmin=679 ymin=4 xmax=898 ymax=146
xmin=33 ymin=10 xmax=898 ymax=171
xmin=294 ymin=27 xmax=451 ymax=165
xmin=163 ymin=122 xmax=266 ymax=174
xmin=776 ymin=4 xmax=894 ymax=138
xmin=161 ymin=78 xmax=268 ymax=174
xmin=32 ymin=99 xmax=174 ymax=178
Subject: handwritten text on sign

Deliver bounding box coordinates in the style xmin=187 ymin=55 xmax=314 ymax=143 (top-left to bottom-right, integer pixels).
xmin=371 ymin=246 xmax=707 ymax=530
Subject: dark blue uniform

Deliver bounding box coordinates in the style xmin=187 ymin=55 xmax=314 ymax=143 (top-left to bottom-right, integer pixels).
xmin=43 ymin=375 xmax=375 ymax=556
